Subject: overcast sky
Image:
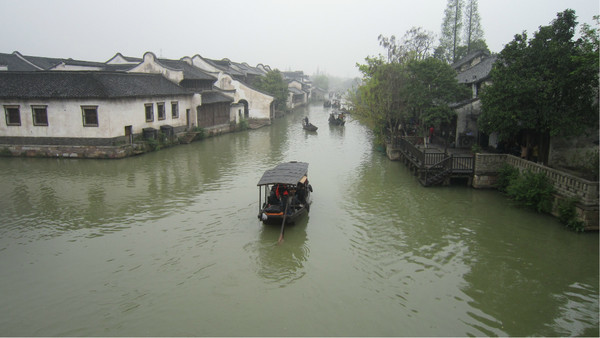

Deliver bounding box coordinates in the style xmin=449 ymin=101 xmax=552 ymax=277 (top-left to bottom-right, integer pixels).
xmin=0 ymin=0 xmax=598 ymax=78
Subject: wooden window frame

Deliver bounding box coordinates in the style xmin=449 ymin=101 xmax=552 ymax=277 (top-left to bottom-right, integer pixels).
xmin=171 ymin=101 xmax=179 ymax=119
xmin=32 ymin=105 xmax=48 ymax=126
xmin=81 ymin=105 xmax=99 ymax=127
xmin=157 ymin=102 xmax=166 ymax=121
xmin=4 ymin=105 xmax=21 ymax=126
xmin=145 ymin=103 xmax=154 ymax=122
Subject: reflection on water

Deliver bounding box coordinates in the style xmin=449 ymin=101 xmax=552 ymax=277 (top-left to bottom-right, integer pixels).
xmin=0 ymin=103 xmax=597 ymax=336
xmin=245 ymin=218 xmax=309 ymax=287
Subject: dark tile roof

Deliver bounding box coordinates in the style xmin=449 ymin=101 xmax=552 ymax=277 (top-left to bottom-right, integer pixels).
xmin=0 ymin=52 xmax=40 ymax=71
xmin=456 ymin=55 xmax=497 ymax=84
xmin=288 ymin=87 xmax=305 ymax=95
xmin=17 ymin=53 xmax=65 ymax=69
xmin=0 ymin=71 xmax=192 ymax=99
xmin=201 ymin=90 xmax=234 ymax=104
xmin=2 ymin=52 xmax=130 ymax=71
xmin=157 ymin=58 xmax=217 ymax=81
xmin=205 ymin=58 xmax=245 ymax=76
xmin=451 ymin=49 xmax=491 ymax=70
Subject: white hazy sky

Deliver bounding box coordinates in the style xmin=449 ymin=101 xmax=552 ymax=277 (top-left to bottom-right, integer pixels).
xmin=0 ymin=0 xmax=598 ymax=78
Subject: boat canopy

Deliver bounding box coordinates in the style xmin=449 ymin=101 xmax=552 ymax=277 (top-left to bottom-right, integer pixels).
xmin=257 ymin=161 xmax=309 ymax=186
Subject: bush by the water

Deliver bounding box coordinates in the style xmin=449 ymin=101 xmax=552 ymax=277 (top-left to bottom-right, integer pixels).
xmin=496 ymin=164 xmax=520 ymax=192
xmin=557 ymin=197 xmax=585 ymax=232
xmin=497 ymin=165 xmax=555 ymax=214
xmin=506 ymin=169 xmax=555 ymax=213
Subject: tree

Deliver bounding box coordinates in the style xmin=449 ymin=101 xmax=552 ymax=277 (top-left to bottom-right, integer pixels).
xmin=254 ymin=69 xmax=289 ymax=111
xmin=463 ymin=0 xmax=485 ymax=54
xmin=351 ymin=56 xmax=469 ymax=144
xmin=479 ymin=9 xmax=599 ymax=164
xmin=379 ymin=27 xmax=435 ymax=63
xmin=352 ymin=57 xmax=408 ymax=143
xmin=437 ymin=0 xmax=464 ymax=63
xmin=404 ymin=58 xmax=470 ymax=134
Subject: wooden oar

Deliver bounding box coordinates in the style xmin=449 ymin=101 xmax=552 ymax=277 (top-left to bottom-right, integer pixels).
xmin=278 ymin=196 xmax=290 ymax=244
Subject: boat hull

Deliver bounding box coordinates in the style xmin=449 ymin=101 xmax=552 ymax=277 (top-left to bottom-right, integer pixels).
xmin=260 ymin=206 xmax=308 ymax=225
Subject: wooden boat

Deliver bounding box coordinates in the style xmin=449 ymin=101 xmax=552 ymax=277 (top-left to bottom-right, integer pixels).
xmin=328 ymin=112 xmax=345 ymax=126
xmin=257 ymin=161 xmax=313 ymax=225
xmin=302 ymin=121 xmax=318 ymax=131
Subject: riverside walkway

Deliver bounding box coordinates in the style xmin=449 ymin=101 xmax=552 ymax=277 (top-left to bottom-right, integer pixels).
xmin=386 ymin=136 xmax=474 ymax=186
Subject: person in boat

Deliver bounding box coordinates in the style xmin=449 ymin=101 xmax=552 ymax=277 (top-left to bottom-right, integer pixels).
xmin=295 ymin=182 xmax=306 ymax=206
xmin=268 ymin=185 xmax=279 ymax=205
xmin=303 ymin=116 xmax=309 ymax=126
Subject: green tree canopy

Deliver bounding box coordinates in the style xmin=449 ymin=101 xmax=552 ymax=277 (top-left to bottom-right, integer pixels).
xmin=436 ymin=0 xmax=488 ymax=63
xmin=404 ymin=58 xmax=470 ymax=129
xmin=253 ymin=69 xmax=289 ymax=111
xmin=352 ymin=56 xmax=408 ymax=143
xmin=479 ymin=9 xmax=599 ymax=162
xmin=351 ymin=55 xmax=469 ymax=144
xmin=437 ymin=0 xmax=464 ymax=63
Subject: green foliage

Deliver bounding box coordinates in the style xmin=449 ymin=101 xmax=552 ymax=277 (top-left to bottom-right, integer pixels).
xmin=436 ymin=0 xmax=487 ymax=63
xmin=438 ymin=0 xmax=464 ymax=63
xmin=352 ymin=58 xmax=408 ymax=143
xmin=378 ymin=27 xmax=435 ymax=63
xmin=0 ymin=147 xmax=12 ymax=157
xmin=193 ymin=126 xmax=206 ymax=139
xmin=479 ymin=9 xmax=599 ymax=143
xmin=146 ymin=137 xmax=160 ymax=151
xmin=557 ymin=197 xmax=585 ymax=232
xmin=352 ymin=54 xmax=468 ymax=143
xmin=505 ymin=170 xmax=555 ymax=213
xmin=496 ymin=164 xmax=519 ymax=192
xmin=404 ymin=58 xmax=470 ymax=130
xmin=463 ymin=0 xmax=485 ymax=54
xmin=253 ymin=69 xmax=289 ymax=111
xmin=238 ymin=118 xmax=249 ymax=131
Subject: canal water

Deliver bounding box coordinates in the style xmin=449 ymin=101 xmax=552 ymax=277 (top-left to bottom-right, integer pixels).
xmin=0 ymin=103 xmax=598 ymax=336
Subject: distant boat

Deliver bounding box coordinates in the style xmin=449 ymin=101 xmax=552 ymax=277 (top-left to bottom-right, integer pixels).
xmin=257 ymin=161 xmax=313 ymax=225
xmin=328 ymin=112 xmax=345 ymax=126
xmin=302 ymin=120 xmax=318 ymax=131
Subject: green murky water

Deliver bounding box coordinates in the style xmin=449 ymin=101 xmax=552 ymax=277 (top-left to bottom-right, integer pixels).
xmin=0 ymin=103 xmax=597 ymax=336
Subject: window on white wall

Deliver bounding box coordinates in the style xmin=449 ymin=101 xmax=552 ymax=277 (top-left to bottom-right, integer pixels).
xmin=4 ymin=105 xmax=21 ymax=126
xmin=145 ymin=103 xmax=154 ymax=122
xmin=157 ymin=102 xmax=165 ymax=120
xmin=82 ymin=106 xmax=99 ymax=127
xmin=32 ymin=105 xmax=48 ymax=126
xmin=171 ymin=101 xmax=179 ymax=118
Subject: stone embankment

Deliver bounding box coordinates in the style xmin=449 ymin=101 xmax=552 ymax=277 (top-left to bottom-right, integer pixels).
xmin=473 ymin=153 xmax=598 ymax=230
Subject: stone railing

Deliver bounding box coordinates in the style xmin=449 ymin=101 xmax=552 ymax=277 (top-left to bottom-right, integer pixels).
xmin=474 ymin=153 xmax=599 ymax=207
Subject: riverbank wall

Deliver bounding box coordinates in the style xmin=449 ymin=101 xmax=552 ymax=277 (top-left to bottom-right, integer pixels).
xmin=0 ymin=118 xmax=273 ymax=159
xmin=473 ymin=153 xmax=598 ymax=230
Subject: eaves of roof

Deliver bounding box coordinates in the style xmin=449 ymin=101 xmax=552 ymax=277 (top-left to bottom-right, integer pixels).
xmin=0 ymin=52 xmax=39 ymax=71
xmin=158 ymin=58 xmax=217 ymax=81
xmin=456 ymin=56 xmax=497 ymax=84
xmin=0 ymin=71 xmax=192 ymax=100
xmin=201 ymin=90 xmax=234 ymax=104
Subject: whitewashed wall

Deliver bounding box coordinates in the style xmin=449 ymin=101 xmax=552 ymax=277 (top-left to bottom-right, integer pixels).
xmin=128 ymin=52 xmax=184 ymax=85
xmin=216 ymin=73 xmax=273 ymax=120
xmin=1 ymin=95 xmax=195 ymax=138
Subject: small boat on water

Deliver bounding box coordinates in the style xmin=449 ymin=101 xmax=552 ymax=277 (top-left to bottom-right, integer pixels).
xmin=329 ymin=112 xmax=345 ymax=126
xmin=257 ymin=161 xmax=313 ymax=225
xmin=302 ymin=117 xmax=318 ymax=131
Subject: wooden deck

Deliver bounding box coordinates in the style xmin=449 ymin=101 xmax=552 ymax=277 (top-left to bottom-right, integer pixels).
xmin=387 ymin=137 xmax=474 ymax=186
